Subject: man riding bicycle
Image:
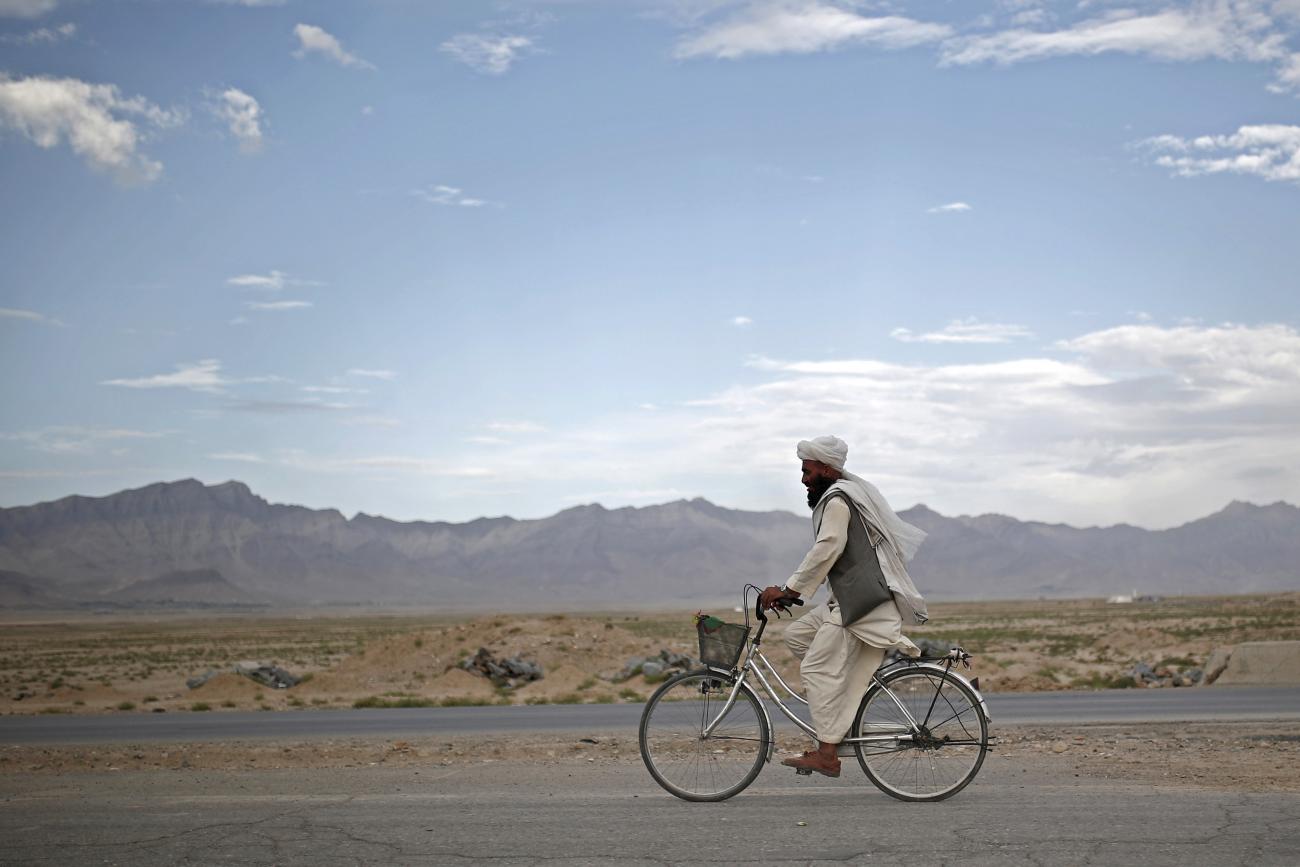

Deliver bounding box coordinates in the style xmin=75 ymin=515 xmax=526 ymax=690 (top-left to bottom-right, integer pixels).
xmin=758 ymin=435 xmax=929 ymax=778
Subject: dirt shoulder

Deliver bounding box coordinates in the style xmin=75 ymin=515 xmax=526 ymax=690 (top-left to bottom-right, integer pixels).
xmin=2 ymin=722 xmax=1296 ymax=794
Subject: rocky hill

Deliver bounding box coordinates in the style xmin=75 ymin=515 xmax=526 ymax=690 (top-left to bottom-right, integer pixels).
xmin=0 ymin=480 xmax=1296 ymax=607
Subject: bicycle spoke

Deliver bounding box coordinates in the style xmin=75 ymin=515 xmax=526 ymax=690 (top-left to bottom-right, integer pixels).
xmin=853 ymin=668 xmax=988 ymax=802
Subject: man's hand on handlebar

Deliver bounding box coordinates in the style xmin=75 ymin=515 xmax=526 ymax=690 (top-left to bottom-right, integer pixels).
xmin=758 ymin=585 xmax=803 ymax=616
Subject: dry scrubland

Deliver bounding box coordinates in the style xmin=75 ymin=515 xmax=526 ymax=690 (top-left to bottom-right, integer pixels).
xmin=1 ymin=592 xmax=1297 ymax=717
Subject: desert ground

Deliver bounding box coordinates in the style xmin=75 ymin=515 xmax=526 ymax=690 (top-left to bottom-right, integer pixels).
xmin=1 ymin=592 xmax=1297 ymax=718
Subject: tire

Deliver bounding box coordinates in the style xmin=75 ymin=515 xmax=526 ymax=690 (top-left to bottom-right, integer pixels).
xmin=851 ymin=666 xmax=989 ymax=802
xmin=638 ymin=669 xmax=770 ymax=802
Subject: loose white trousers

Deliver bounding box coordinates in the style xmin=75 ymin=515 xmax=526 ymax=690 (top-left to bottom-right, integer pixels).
xmin=784 ymin=599 xmax=914 ymax=744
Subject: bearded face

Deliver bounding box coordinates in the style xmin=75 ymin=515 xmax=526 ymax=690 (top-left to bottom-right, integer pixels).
xmin=805 ymin=474 xmax=835 ymax=510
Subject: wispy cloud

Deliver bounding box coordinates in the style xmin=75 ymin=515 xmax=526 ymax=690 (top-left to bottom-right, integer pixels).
xmin=227 ymin=270 xmax=287 ymax=290
xmin=487 ymin=420 xmax=546 ymax=434
xmin=439 ymin=33 xmax=535 ymax=74
xmin=411 ymin=184 xmax=489 ymax=207
xmin=292 ymin=23 xmax=374 ymax=70
xmin=448 ymin=322 xmax=1300 ymax=527
xmin=212 ymin=87 xmax=263 ymax=153
xmin=103 ymin=359 xmax=228 ymax=392
xmin=208 ymin=451 xmax=266 ymax=463
xmin=347 ymin=368 xmax=397 ymax=380
xmin=0 ymin=74 xmax=184 ymax=183
xmin=731 ymin=315 xmax=754 ymax=327
xmin=244 ymin=300 xmax=313 ymax=311
xmin=675 ymin=1 xmax=953 ymax=60
xmin=940 ymin=3 xmax=1285 ymax=67
xmin=0 ymin=306 xmax=64 ymax=326
xmin=302 ymin=385 xmax=368 ymax=395
xmin=1272 ymin=52 xmax=1300 ymax=93
xmin=0 ymin=0 xmax=60 ymax=19
xmin=927 ymin=201 xmax=972 ymax=213
xmin=891 ymin=318 xmax=1034 ymax=344
xmin=2 ymin=426 xmax=169 ymax=454
xmin=227 ymin=398 xmax=352 ymax=414
xmin=1138 ymin=125 xmax=1300 ymax=184
xmin=226 ymin=270 xmax=320 ymax=291
xmin=0 ymin=21 xmax=73 ymax=43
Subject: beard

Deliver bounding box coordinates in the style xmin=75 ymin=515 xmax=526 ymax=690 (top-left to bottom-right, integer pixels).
xmin=806 ymin=476 xmax=834 ymax=510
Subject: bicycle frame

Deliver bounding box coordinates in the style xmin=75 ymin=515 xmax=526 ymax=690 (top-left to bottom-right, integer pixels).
xmin=699 ymin=597 xmax=991 ymax=761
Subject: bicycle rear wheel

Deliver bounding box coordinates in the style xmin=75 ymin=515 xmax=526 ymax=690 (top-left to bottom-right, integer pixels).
xmin=638 ymin=670 xmax=770 ymax=802
xmin=851 ymin=667 xmax=988 ymax=802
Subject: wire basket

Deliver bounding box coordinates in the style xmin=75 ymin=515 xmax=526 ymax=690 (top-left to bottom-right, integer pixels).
xmin=696 ymin=617 xmax=751 ymax=669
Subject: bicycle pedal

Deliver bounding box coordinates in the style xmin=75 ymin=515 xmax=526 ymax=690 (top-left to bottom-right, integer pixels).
xmin=795 ymin=767 xmax=814 ymax=776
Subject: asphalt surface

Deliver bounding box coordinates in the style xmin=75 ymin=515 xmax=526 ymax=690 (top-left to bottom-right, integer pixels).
xmin=2 ymin=760 xmax=1298 ymax=865
xmin=2 ymin=685 xmax=1297 ymax=745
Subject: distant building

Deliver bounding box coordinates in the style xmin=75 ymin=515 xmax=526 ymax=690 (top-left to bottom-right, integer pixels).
xmin=1107 ymin=588 xmax=1139 ymax=604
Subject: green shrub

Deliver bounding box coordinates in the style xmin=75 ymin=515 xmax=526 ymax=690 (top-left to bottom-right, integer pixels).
xmin=116 ymin=701 xmax=136 ymax=711
xmin=190 ymin=702 xmax=211 ymax=712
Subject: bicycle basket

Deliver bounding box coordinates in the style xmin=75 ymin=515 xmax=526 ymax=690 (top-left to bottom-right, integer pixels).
xmin=696 ymin=616 xmax=750 ymax=669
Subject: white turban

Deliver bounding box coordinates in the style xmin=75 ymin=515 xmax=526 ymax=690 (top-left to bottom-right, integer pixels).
xmin=797 ymin=435 xmax=848 ymax=471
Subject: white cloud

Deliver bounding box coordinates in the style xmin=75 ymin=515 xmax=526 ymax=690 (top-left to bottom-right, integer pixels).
xmin=292 ymin=23 xmax=374 ymax=70
xmin=228 ymin=270 xmax=287 ymax=290
xmin=891 ymin=318 xmax=1034 ymax=344
xmin=675 ymin=1 xmax=953 ymax=60
xmin=0 ymin=306 xmax=64 ymax=326
xmin=2 ymin=426 xmax=169 ymax=454
xmin=347 ymin=368 xmax=397 ymax=380
xmin=302 ymin=385 xmax=368 ymax=395
xmin=1271 ymin=52 xmax=1300 ymax=92
xmin=1139 ymin=125 xmax=1300 ymax=184
xmin=0 ymin=75 xmax=183 ymax=183
xmin=447 ymin=321 xmax=1300 ymax=528
xmin=941 ymin=3 xmax=1285 ymax=66
xmin=346 ymin=456 xmax=494 ymax=477
xmin=103 ymin=359 xmax=228 ymax=392
xmin=487 ymin=420 xmax=546 ymax=433
xmin=212 ymin=87 xmax=263 ymax=153
xmin=0 ymin=21 xmax=73 ymax=42
xmin=732 ymin=315 xmax=754 ymax=327
xmin=439 ymin=33 xmax=535 ymax=74
xmin=245 ymin=300 xmax=313 ymax=311
xmin=927 ymin=201 xmax=972 ymax=213
xmin=344 ymin=415 xmax=400 ymax=428
xmin=411 ymin=184 xmax=489 ymax=207
xmin=0 ymin=0 xmax=59 ymax=18
xmin=208 ymin=451 xmax=266 ymax=462
xmin=226 ymin=270 xmax=321 ymax=290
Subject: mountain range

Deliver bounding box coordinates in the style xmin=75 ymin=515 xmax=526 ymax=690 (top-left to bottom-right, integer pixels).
xmin=0 ymin=479 xmax=1296 ymax=609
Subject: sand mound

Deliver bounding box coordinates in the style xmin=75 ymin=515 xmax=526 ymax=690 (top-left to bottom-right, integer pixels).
xmin=514 ymin=663 xmax=602 ymax=701
xmin=428 ymin=668 xmax=496 ymax=698
xmin=189 ymin=672 xmax=265 ymax=701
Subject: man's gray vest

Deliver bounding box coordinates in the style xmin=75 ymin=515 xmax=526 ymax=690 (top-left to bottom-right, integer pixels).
xmin=819 ymin=491 xmax=894 ymax=625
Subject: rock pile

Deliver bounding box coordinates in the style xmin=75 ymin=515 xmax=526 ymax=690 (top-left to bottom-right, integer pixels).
xmin=458 ymin=648 xmax=543 ymax=689
xmin=612 ymin=649 xmax=695 ymax=682
xmin=185 ymin=662 xmax=300 ymax=690
xmin=1129 ymin=660 xmax=1203 ymax=688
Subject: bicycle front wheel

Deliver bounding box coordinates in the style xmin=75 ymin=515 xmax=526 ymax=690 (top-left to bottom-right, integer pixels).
xmin=638 ymin=670 xmax=770 ymax=802
xmin=852 ymin=667 xmax=988 ymax=802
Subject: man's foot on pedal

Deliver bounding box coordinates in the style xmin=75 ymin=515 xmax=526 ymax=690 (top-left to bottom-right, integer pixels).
xmin=781 ymin=751 xmax=841 ymax=778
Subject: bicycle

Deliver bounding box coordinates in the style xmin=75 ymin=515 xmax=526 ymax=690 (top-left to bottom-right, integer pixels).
xmin=638 ymin=584 xmax=993 ymax=802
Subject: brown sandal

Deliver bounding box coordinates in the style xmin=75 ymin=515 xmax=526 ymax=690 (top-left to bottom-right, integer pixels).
xmin=781 ymin=751 xmax=841 ymax=778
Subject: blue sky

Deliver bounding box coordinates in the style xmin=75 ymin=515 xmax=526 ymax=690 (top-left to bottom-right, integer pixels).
xmin=2 ymin=0 xmax=1298 ymax=529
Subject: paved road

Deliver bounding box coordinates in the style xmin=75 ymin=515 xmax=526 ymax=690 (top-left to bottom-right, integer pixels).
xmin=2 ymin=686 xmax=1297 ymax=745
xmin=2 ymin=760 xmax=1297 ymax=865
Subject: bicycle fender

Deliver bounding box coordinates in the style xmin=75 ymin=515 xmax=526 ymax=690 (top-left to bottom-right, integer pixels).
xmin=899 ymin=662 xmax=993 ymax=724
